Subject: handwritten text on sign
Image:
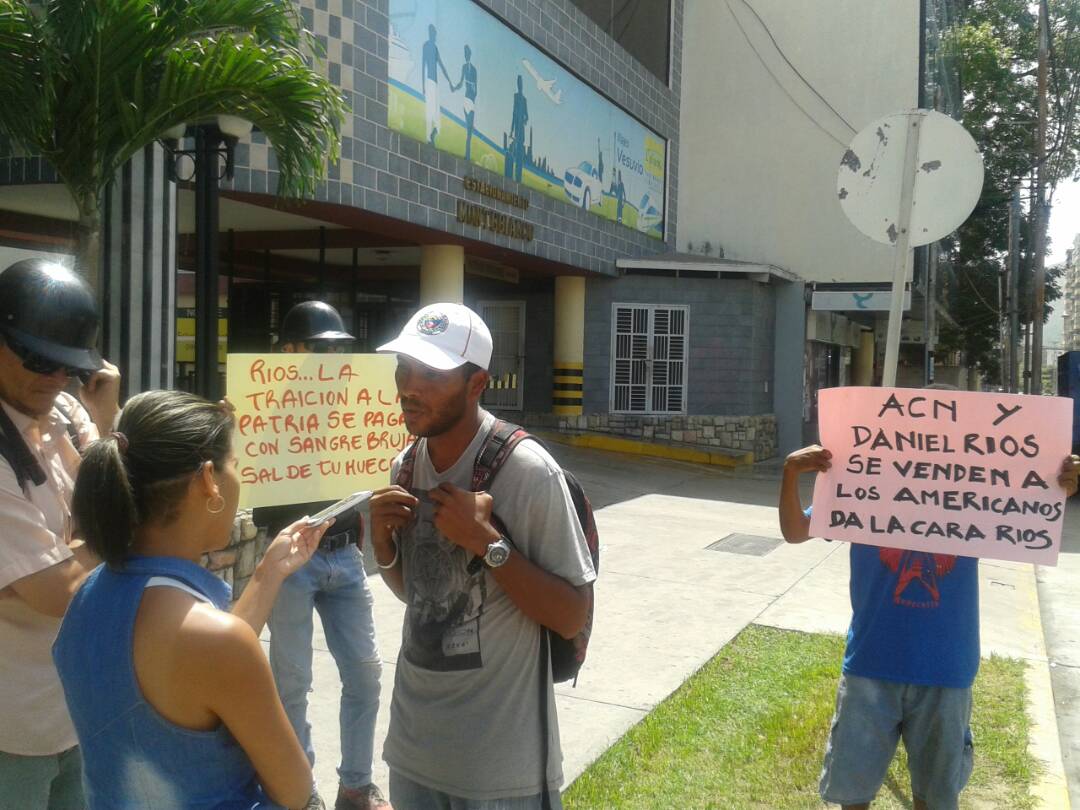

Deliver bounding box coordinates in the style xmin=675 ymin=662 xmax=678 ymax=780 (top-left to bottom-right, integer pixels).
xmin=226 ymin=354 xmax=409 ymax=509
xmin=808 ymin=387 xmax=1072 ymax=566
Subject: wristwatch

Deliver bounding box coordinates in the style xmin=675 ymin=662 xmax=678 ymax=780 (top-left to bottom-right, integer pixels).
xmin=482 ymin=536 xmax=512 ymax=568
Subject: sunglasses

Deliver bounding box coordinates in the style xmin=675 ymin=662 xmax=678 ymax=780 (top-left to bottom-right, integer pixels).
xmin=4 ymin=336 xmax=94 ymax=383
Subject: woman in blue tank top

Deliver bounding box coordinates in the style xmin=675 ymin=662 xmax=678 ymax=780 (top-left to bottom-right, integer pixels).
xmin=53 ymin=391 xmax=334 ymax=809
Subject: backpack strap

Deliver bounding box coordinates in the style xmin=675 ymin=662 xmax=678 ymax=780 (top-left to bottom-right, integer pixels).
xmin=394 ymin=440 xmax=420 ymax=490
xmin=0 ymin=405 xmax=46 ymax=492
xmin=538 ymin=627 xmax=555 ymax=810
xmin=472 ymin=420 xmax=531 ymax=492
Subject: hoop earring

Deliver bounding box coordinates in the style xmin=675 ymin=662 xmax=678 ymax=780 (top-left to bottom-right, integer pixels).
xmin=207 ymin=494 xmax=226 ymax=514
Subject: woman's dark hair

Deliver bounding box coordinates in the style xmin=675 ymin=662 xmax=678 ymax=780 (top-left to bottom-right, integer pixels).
xmin=73 ymin=390 xmax=234 ymax=569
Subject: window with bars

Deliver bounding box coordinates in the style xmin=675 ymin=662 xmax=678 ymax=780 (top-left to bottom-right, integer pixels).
xmin=611 ymin=304 xmax=687 ymax=414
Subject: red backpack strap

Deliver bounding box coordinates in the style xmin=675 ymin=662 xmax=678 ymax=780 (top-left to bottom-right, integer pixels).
xmin=394 ymin=440 xmax=420 ymax=489
xmin=472 ymin=420 xmax=531 ymax=492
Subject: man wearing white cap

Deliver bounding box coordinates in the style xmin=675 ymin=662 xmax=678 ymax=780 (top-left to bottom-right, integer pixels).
xmin=370 ymin=303 xmax=595 ymax=810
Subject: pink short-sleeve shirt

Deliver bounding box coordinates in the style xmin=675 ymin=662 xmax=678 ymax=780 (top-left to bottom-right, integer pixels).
xmin=0 ymin=393 xmax=97 ymax=755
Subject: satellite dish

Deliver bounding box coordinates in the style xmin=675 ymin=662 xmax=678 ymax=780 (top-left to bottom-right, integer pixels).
xmin=837 ymin=110 xmax=984 ymax=249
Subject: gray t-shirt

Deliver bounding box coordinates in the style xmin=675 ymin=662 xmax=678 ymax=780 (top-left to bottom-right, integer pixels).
xmin=383 ymin=411 xmax=596 ymax=800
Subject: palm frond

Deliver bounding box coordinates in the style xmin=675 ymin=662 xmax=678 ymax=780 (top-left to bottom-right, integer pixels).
xmin=157 ymin=0 xmax=304 ymax=49
xmin=123 ymin=31 xmax=346 ymax=196
xmin=0 ymin=2 xmax=48 ymax=148
xmin=3 ymin=0 xmax=346 ymax=209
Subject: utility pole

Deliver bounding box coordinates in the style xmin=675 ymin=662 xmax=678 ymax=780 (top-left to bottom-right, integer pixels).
xmin=999 ymin=264 xmax=1008 ymax=389
xmin=1031 ymin=0 xmax=1049 ymax=394
xmin=1024 ymin=321 xmax=1032 ymax=393
xmin=1007 ymin=185 xmax=1021 ymax=392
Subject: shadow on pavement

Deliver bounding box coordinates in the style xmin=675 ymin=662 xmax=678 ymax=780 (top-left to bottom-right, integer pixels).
xmin=546 ymin=442 xmax=795 ymax=512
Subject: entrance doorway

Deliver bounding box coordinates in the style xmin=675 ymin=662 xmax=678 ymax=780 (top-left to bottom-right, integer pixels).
xmin=479 ymin=300 xmax=526 ymax=411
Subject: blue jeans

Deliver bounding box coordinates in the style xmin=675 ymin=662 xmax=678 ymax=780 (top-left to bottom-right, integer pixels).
xmin=389 ymin=770 xmax=562 ymax=810
xmin=269 ymin=544 xmax=381 ymax=789
xmin=0 ymin=747 xmax=83 ymax=810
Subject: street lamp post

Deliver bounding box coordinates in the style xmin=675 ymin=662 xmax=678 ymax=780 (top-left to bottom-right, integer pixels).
xmin=194 ymin=124 xmax=223 ymax=400
xmin=163 ymin=116 xmax=251 ymax=400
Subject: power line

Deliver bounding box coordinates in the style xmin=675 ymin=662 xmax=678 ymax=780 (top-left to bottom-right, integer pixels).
xmin=735 ymin=0 xmax=857 ymax=135
xmin=723 ymin=0 xmax=851 ymax=148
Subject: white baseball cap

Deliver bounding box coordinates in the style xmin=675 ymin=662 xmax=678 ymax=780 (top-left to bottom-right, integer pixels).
xmin=377 ymin=303 xmax=493 ymax=371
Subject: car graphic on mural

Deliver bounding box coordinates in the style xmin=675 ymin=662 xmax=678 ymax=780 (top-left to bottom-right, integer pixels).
xmin=636 ymin=193 xmax=662 ymax=232
xmin=562 ymin=161 xmax=604 ymax=210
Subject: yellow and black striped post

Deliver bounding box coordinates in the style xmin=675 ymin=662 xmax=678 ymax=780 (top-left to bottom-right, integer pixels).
xmin=553 ymin=276 xmax=585 ymax=416
xmin=553 ymin=362 xmax=583 ymax=415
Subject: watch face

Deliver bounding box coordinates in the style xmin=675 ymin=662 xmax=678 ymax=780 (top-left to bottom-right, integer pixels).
xmin=486 ymin=540 xmax=511 ymax=567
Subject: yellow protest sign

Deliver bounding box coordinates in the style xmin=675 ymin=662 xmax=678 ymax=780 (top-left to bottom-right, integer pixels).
xmin=226 ymin=354 xmax=410 ymax=508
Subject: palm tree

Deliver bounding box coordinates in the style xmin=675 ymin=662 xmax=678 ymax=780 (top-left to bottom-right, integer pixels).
xmin=0 ymin=0 xmax=347 ymax=288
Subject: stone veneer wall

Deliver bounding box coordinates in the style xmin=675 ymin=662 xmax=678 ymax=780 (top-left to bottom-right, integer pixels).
xmin=203 ymin=511 xmax=270 ymax=600
xmin=516 ymin=412 xmax=779 ymax=461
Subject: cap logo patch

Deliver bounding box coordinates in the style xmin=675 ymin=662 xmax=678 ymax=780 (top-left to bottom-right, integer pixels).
xmin=416 ymin=312 xmax=450 ymax=336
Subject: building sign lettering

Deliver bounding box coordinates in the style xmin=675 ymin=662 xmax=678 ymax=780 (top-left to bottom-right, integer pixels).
xmin=464 ymin=176 xmax=528 ymax=210
xmin=456 ymin=199 xmax=534 ymax=241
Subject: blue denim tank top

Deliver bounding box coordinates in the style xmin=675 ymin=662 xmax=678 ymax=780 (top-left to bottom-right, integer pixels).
xmin=53 ymin=556 xmax=280 ymax=809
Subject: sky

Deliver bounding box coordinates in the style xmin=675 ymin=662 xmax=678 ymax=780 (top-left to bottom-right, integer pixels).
xmin=1045 ymin=177 xmax=1080 ymax=344
xmin=1048 ymin=177 xmax=1080 ymax=267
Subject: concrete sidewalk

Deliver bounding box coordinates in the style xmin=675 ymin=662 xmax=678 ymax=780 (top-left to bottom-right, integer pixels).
xmin=279 ymin=446 xmax=1071 ymax=807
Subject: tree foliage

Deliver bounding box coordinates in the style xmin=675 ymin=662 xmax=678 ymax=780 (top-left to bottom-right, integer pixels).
xmin=935 ymin=0 xmax=1079 ymax=378
xmin=0 ymin=0 xmax=348 ymax=281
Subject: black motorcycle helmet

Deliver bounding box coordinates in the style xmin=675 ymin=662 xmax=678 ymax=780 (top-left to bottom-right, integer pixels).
xmin=280 ymin=300 xmax=354 ymax=348
xmin=0 ymin=259 xmax=103 ymax=373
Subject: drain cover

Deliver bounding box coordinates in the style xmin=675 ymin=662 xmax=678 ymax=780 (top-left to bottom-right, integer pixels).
xmin=705 ymin=533 xmax=784 ymax=556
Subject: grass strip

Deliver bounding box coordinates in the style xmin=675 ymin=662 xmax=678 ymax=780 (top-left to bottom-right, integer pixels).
xmin=563 ymin=624 xmax=1036 ymax=810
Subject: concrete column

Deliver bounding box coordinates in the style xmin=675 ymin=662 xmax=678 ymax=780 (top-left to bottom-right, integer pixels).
xmin=101 ymin=143 xmax=177 ymax=397
xmin=853 ymin=330 xmax=875 ymax=386
xmin=420 ymin=245 xmax=464 ymax=304
xmin=773 ymin=281 xmax=807 ymax=458
xmin=553 ymin=276 xmax=585 ymax=416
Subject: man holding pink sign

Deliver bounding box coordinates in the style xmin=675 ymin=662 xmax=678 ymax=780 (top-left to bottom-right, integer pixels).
xmin=779 ymin=384 xmax=1079 ymax=810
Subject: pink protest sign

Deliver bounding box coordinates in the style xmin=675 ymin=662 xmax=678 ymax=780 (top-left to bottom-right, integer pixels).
xmin=808 ymin=387 xmax=1072 ymax=566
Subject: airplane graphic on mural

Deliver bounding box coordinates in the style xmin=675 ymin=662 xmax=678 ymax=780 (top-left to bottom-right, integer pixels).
xmin=522 ymin=59 xmax=563 ymax=104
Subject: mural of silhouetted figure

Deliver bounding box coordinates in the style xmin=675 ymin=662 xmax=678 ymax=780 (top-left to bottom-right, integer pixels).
xmin=597 ymin=137 xmax=605 ymax=184
xmin=422 ymin=24 xmax=453 ymax=146
xmin=509 ymin=75 xmax=529 ymax=183
xmin=615 ymin=169 xmax=626 ymax=223
xmin=452 ymin=45 xmax=479 ymax=162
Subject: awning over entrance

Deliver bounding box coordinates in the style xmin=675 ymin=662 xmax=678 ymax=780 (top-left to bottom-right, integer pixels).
xmin=616 ymin=251 xmax=801 ymax=283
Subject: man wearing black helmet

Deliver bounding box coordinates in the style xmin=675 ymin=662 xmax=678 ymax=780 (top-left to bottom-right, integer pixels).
xmin=0 ymin=258 xmax=120 ymax=809
xmin=254 ymin=300 xmax=389 ymax=810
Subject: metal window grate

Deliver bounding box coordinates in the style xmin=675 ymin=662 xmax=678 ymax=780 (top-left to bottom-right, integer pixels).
xmin=705 ymin=534 xmax=784 ymax=556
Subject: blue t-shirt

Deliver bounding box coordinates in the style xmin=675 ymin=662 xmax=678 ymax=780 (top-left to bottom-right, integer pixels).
xmin=807 ymin=507 xmax=980 ymax=688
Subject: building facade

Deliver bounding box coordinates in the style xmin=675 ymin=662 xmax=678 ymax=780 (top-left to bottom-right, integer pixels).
xmin=677 ymin=0 xmax=966 ymax=445
xmin=1064 ymin=236 xmax=1080 ymax=350
xmin=9 ymin=0 xmax=966 ymax=461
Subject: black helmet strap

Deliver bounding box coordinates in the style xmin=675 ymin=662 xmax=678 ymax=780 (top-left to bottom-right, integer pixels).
xmin=0 ymin=405 xmax=46 ymax=492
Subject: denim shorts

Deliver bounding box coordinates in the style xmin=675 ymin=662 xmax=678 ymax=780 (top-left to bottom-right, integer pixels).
xmin=389 ymin=770 xmax=562 ymax=810
xmin=819 ymin=674 xmax=974 ymax=809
